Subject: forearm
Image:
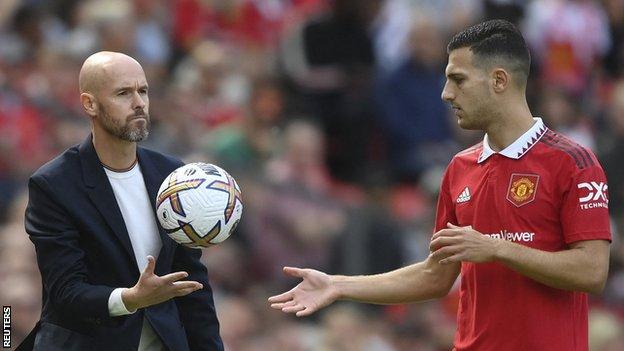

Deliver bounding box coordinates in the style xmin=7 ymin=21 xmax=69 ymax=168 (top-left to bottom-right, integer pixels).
xmin=34 ymin=246 xmax=116 ymax=319
xmin=50 ymin=279 xmax=116 ymax=320
xmin=332 ymin=257 xmax=459 ymax=304
xmin=495 ymin=240 xmax=609 ymax=293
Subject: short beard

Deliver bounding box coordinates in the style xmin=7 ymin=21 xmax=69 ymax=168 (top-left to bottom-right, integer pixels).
xmin=458 ymin=96 xmax=494 ymax=131
xmin=99 ymin=105 xmax=150 ymax=142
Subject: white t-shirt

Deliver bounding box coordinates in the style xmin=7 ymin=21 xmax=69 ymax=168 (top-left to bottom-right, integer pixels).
xmin=104 ymin=163 xmax=164 ymax=351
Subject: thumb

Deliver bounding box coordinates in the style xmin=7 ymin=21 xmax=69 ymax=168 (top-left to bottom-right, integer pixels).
xmin=447 ymin=222 xmax=472 ymax=230
xmin=283 ymin=266 xmax=307 ymax=279
xmin=143 ymin=255 xmax=156 ymax=276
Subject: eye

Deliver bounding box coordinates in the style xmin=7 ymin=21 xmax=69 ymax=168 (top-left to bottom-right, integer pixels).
xmin=139 ymin=89 xmax=148 ymax=95
xmin=117 ymin=90 xmax=128 ymax=96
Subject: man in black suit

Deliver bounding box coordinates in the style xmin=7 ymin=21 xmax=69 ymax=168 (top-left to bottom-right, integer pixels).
xmin=19 ymin=51 xmax=223 ymax=350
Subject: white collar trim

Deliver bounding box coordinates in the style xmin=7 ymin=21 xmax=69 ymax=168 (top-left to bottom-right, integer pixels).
xmin=478 ymin=117 xmax=547 ymax=163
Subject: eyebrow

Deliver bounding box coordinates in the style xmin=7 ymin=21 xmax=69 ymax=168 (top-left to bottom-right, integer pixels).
xmin=446 ymin=73 xmax=465 ymax=80
xmin=114 ymin=84 xmax=149 ymax=92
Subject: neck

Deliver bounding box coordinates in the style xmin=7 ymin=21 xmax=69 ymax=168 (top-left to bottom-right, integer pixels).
xmin=485 ymin=100 xmax=534 ymax=152
xmin=92 ymin=128 xmax=137 ymax=170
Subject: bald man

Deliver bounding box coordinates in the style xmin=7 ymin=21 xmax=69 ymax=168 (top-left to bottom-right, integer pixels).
xmin=19 ymin=52 xmax=223 ymax=351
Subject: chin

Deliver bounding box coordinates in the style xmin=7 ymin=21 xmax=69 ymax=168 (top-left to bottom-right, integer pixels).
xmin=457 ymin=118 xmax=479 ymax=131
xmin=456 ymin=117 xmax=468 ymax=128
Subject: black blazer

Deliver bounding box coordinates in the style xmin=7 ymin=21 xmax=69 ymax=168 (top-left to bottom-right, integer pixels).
xmin=18 ymin=135 xmax=223 ymax=351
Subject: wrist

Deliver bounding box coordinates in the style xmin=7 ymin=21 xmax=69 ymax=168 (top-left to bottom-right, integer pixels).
xmin=121 ymin=287 xmax=139 ymax=312
xmin=492 ymin=239 xmax=510 ymax=262
xmin=329 ymin=275 xmax=346 ymax=300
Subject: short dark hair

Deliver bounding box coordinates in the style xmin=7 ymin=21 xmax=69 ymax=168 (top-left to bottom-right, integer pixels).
xmin=447 ymin=19 xmax=531 ymax=86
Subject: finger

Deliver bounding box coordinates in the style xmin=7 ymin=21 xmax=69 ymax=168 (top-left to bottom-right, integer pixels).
xmin=430 ymin=236 xmax=460 ymax=252
xmin=172 ymin=281 xmax=203 ymax=290
xmin=268 ymin=290 xmax=294 ymax=303
xmin=447 ymin=222 xmax=473 ymax=230
xmin=283 ymin=300 xmax=298 ymax=307
xmin=440 ymin=254 xmax=463 ymax=265
xmin=296 ymin=306 xmax=315 ymax=317
xmin=282 ymin=304 xmax=306 ymax=314
xmin=270 ymin=300 xmax=297 ymax=310
xmin=431 ymin=228 xmax=457 ymax=240
xmin=430 ymin=246 xmax=459 ymax=261
xmin=161 ymin=271 xmax=189 ymax=284
xmin=283 ymin=267 xmax=307 ymax=279
xmin=143 ymin=255 xmax=156 ymax=276
xmin=174 ymin=286 xmax=202 ymax=297
xmin=270 ymin=301 xmax=292 ymax=309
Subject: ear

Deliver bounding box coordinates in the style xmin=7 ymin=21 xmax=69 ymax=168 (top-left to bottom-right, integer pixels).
xmin=491 ymin=68 xmax=509 ymax=93
xmin=80 ymin=93 xmax=98 ymax=118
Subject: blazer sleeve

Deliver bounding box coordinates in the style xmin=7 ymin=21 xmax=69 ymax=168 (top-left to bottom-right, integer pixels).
xmin=173 ymin=245 xmax=224 ymax=351
xmin=25 ymin=176 xmax=117 ymax=323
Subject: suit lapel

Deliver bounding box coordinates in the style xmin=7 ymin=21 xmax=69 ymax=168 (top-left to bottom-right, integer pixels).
xmin=78 ymin=135 xmax=138 ymax=269
xmin=137 ymin=147 xmax=175 ymax=274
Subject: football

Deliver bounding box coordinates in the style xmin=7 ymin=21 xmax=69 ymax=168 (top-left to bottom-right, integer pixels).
xmin=155 ymin=162 xmax=243 ymax=248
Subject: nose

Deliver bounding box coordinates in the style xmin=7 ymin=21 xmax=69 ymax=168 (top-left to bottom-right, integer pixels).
xmin=441 ymin=80 xmax=453 ymax=102
xmin=132 ymin=91 xmax=146 ymax=111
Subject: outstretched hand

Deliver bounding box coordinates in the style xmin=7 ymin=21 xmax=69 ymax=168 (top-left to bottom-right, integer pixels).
xmin=122 ymin=255 xmax=203 ymax=311
xmin=268 ymin=267 xmax=338 ymax=317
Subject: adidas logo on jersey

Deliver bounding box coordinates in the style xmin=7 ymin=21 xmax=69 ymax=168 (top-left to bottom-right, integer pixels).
xmin=456 ymin=187 xmax=471 ymax=203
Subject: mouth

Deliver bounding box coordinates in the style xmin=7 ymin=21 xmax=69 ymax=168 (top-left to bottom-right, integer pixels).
xmin=129 ymin=115 xmax=147 ymax=121
xmin=451 ymin=106 xmax=463 ymax=118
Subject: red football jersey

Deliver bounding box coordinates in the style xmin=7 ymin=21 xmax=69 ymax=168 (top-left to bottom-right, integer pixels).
xmin=435 ymin=118 xmax=611 ymax=351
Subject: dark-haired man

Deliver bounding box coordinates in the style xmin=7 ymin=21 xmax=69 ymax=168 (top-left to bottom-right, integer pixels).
xmin=269 ymin=20 xmax=611 ymax=351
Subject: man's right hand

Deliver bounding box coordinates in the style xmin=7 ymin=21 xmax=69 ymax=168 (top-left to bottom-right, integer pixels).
xmin=268 ymin=267 xmax=338 ymax=317
xmin=122 ymin=255 xmax=203 ymax=311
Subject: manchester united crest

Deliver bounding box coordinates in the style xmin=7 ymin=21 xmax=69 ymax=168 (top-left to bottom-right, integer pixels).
xmin=507 ymin=173 xmax=539 ymax=207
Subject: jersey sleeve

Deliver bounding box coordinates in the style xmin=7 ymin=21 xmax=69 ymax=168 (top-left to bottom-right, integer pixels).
xmin=434 ymin=164 xmax=458 ymax=233
xmin=560 ymin=161 xmax=612 ymax=244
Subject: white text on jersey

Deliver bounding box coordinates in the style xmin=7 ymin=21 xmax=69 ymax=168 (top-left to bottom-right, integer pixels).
xmin=484 ymin=230 xmax=535 ymax=242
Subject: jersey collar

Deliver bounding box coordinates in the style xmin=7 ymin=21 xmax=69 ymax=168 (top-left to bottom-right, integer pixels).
xmin=478 ymin=117 xmax=548 ymax=163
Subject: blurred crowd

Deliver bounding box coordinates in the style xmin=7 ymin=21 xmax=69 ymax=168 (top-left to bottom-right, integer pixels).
xmin=1 ymin=0 xmax=624 ymax=350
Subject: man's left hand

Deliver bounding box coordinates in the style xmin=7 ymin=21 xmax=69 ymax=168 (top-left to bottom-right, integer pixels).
xmin=429 ymin=223 xmax=502 ymax=265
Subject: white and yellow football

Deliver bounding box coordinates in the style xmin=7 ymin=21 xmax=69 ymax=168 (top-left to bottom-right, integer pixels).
xmin=156 ymin=163 xmax=242 ymax=248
